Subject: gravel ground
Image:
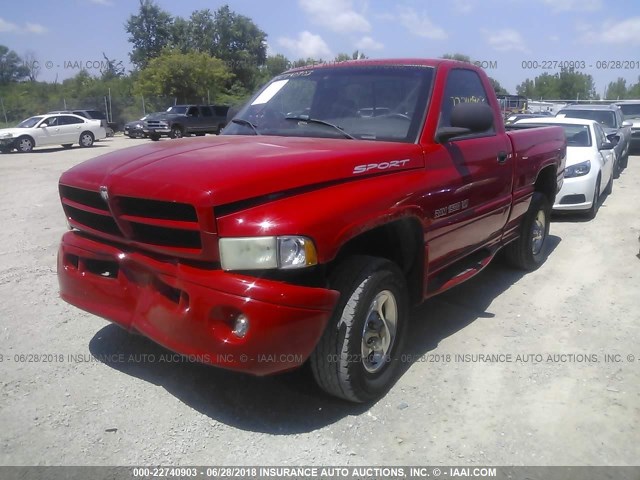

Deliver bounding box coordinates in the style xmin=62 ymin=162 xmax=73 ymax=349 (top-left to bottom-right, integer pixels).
xmin=0 ymin=136 xmax=639 ymax=467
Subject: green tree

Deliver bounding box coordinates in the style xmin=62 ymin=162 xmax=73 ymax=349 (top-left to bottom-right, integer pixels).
xmin=100 ymin=53 xmax=125 ymax=81
xmin=605 ymin=78 xmax=627 ymax=100
xmin=488 ymin=77 xmax=507 ymax=95
xmin=441 ymin=53 xmax=472 ymax=62
xmin=209 ymin=5 xmax=267 ymax=90
xmin=557 ymin=67 xmax=595 ymax=100
xmin=628 ymin=76 xmax=640 ymax=98
xmin=0 ymin=45 xmax=29 ymax=83
xmin=133 ymin=49 xmax=232 ymax=103
xmin=516 ymin=79 xmax=535 ymax=98
xmin=265 ymin=54 xmax=290 ymax=77
xmin=125 ymin=0 xmax=173 ymax=69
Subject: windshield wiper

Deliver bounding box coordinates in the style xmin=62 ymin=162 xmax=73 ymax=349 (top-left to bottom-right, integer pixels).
xmin=230 ymin=118 xmax=260 ymax=135
xmin=284 ymin=115 xmax=356 ymax=139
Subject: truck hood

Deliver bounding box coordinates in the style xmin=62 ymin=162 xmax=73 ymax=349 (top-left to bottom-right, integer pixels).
xmin=60 ymin=135 xmax=424 ymax=207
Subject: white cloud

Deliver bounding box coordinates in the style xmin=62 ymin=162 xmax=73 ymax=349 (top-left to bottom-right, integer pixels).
xmin=0 ymin=17 xmax=47 ymax=34
xmin=581 ymin=17 xmax=640 ymax=45
xmin=542 ymin=0 xmax=602 ymax=12
xmin=25 ymin=23 xmax=47 ymax=34
xmin=356 ymin=36 xmax=383 ymax=51
xmin=453 ymin=0 xmax=474 ymax=14
xmin=395 ymin=7 xmax=447 ymax=40
xmin=299 ymin=0 xmax=370 ymax=33
xmin=483 ymin=28 xmax=529 ymax=53
xmin=278 ymin=31 xmax=333 ymax=59
xmin=0 ymin=18 xmax=20 ymax=33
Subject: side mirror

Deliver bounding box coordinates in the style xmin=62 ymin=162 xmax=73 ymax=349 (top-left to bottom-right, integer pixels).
xmin=606 ymin=134 xmax=620 ymax=145
xmin=599 ymin=141 xmax=614 ymax=151
xmin=435 ymin=102 xmax=494 ymax=143
xmin=39 ymin=123 xmax=48 ymax=128
xmin=622 ymin=120 xmax=633 ymax=127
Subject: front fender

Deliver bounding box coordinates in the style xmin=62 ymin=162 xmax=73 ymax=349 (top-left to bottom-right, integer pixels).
xmin=215 ymin=170 xmax=428 ymax=263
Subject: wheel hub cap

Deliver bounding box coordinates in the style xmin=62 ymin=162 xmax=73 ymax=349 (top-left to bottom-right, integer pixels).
xmin=361 ymin=290 xmax=397 ymax=373
xmin=531 ymin=210 xmax=546 ymax=255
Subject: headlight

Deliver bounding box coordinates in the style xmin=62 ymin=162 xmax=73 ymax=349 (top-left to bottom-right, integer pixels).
xmin=219 ymin=236 xmax=318 ymax=271
xmin=136 ymin=123 xmax=142 ymax=128
xmin=564 ymin=160 xmax=591 ymax=178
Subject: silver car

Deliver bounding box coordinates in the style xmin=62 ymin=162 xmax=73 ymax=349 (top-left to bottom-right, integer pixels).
xmin=556 ymin=104 xmax=632 ymax=175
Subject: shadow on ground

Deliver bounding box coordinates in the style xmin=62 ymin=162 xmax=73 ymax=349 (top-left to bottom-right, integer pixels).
xmin=89 ymin=235 xmax=561 ymax=434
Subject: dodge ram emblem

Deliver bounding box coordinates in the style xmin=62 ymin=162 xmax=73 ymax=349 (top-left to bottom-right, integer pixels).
xmin=99 ymin=186 xmax=109 ymax=202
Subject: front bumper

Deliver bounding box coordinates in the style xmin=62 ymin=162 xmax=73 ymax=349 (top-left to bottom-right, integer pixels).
xmin=143 ymin=128 xmax=171 ymax=135
xmin=553 ymin=171 xmax=598 ymax=211
xmin=58 ymin=231 xmax=339 ymax=375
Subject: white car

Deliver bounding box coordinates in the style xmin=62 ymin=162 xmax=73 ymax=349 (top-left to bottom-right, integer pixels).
xmin=0 ymin=113 xmax=107 ymax=153
xmin=515 ymin=117 xmax=615 ymax=218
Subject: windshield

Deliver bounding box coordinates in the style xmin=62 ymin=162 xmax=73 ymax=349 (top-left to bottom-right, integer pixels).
xmin=618 ymin=104 xmax=640 ymax=119
xmin=166 ymin=106 xmax=188 ymax=114
xmin=515 ymin=122 xmax=592 ymax=146
xmin=222 ymin=65 xmax=434 ymax=142
xmin=17 ymin=116 xmax=43 ymax=128
xmin=558 ymin=109 xmax=616 ymax=128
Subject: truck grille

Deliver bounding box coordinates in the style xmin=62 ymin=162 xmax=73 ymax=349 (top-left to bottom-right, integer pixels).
xmin=60 ymin=185 xmax=205 ymax=256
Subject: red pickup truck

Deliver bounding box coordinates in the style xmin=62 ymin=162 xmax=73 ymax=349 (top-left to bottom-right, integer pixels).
xmin=57 ymin=59 xmax=566 ymax=402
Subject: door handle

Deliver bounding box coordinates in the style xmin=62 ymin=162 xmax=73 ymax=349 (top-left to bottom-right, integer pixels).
xmin=497 ymin=151 xmax=508 ymax=164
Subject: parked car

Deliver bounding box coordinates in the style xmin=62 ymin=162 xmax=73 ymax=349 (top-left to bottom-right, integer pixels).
xmin=144 ymin=105 xmax=230 ymax=140
xmin=614 ymin=100 xmax=640 ymax=153
xmin=48 ymin=109 xmax=116 ymax=137
xmin=124 ymin=112 xmax=163 ymax=139
xmin=556 ymin=104 xmax=632 ymax=174
xmin=0 ymin=113 xmax=106 ymax=153
xmin=514 ymin=117 xmax=615 ymax=218
xmin=57 ymin=59 xmax=566 ymax=402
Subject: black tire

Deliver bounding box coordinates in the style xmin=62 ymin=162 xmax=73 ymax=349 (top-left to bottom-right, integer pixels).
xmin=604 ymin=171 xmax=613 ymax=196
xmin=16 ymin=136 xmax=34 ymax=153
xmin=106 ymin=127 xmax=114 ymax=137
xmin=505 ymin=191 xmax=551 ymax=271
xmin=0 ymin=146 xmax=12 ymax=154
xmin=620 ymin=150 xmax=628 ymax=170
xmin=169 ymin=126 xmax=183 ymax=139
xmin=613 ymin=154 xmax=621 ymax=179
xmin=62 ymin=144 xmax=72 ymax=149
xmin=79 ymin=131 xmax=94 ymax=148
xmin=587 ymin=176 xmax=601 ymax=219
xmin=149 ymin=134 xmax=161 ymax=141
xmin=310 ymin=256 xmax=409 ymax=403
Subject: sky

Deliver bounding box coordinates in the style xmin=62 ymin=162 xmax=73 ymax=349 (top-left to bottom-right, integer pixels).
xmin=2 ymin=0 xmax=640 ymax=97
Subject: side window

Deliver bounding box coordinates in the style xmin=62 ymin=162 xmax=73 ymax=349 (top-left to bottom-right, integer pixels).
xmin=200 ymin=107 xmax=212 ymax=117
xmin=187 ymin=106 xmax=199 ymax=116
xmin=439 ymin=69 xmax=494 ymax=134
xmin=43 ymin=116 xmax=59 ymax=127
xmin=214 ymin=106 xmax=229 ymax=117
xmin=61 ymin=115 xmax=84 ymax=125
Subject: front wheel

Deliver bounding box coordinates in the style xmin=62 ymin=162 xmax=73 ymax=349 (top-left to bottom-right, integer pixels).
xmin=310 ymin=256 xmax=408 ymax=403
xmin=79 ymin=131 xmax=94 ymax=147
xmin=149 ymin=133 xmax=161 ymax=141
xmin=505 ymin=191 xmax=550 ymax=270
xmin=16 ymin=136 xmax=34 ymax=153
xmin=169 ymin=126 xmax=183 ymax=139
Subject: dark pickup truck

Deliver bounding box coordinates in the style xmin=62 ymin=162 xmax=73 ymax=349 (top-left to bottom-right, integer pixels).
xmin=144 ymin=105 xmax=229 ymax=140
xmin=57 ymin=59 xmax=566 ymax=402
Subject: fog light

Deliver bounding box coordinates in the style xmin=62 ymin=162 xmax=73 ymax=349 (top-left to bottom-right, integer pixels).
xmin=232 ymin=314 xmax=249 ymax=338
